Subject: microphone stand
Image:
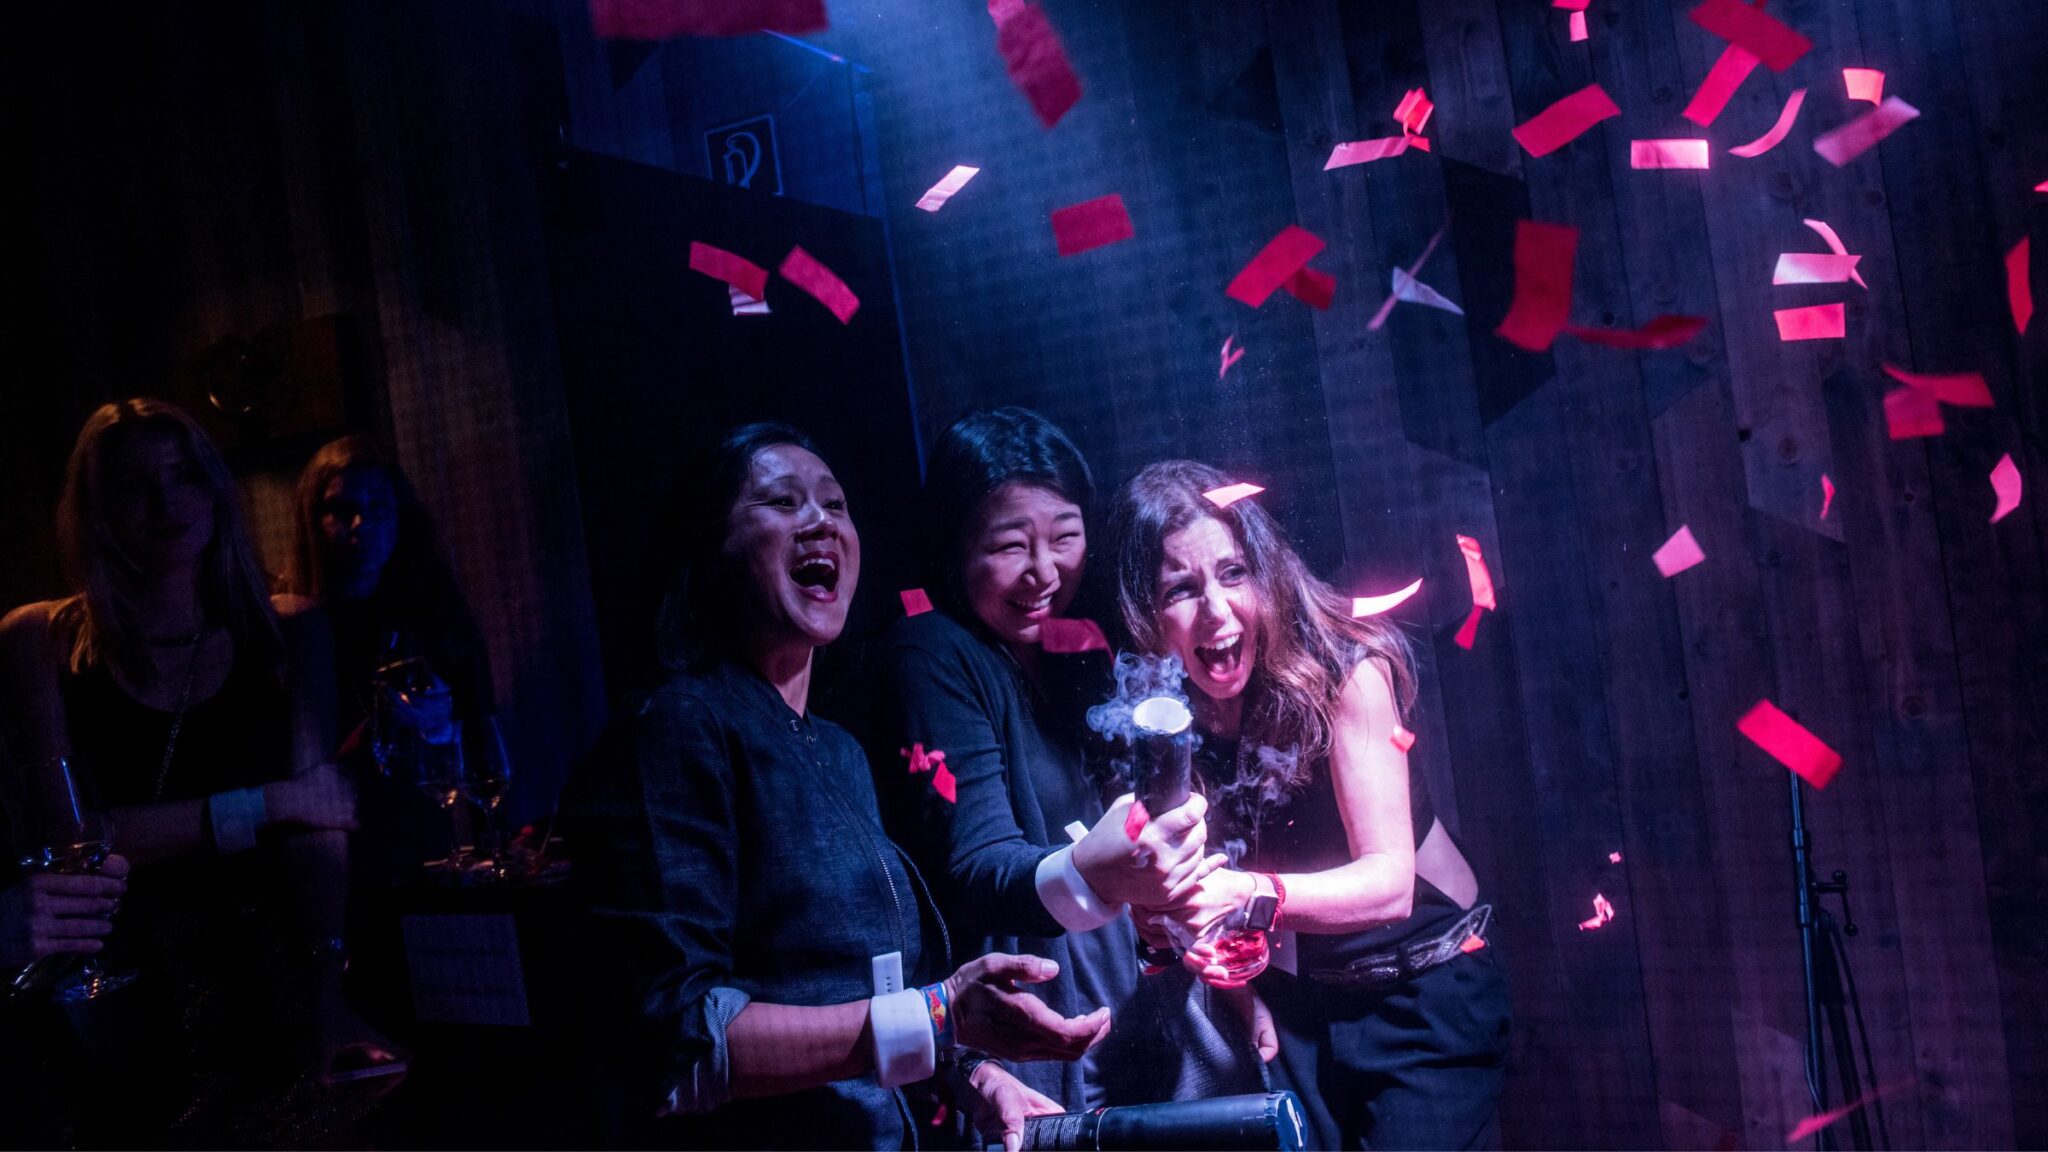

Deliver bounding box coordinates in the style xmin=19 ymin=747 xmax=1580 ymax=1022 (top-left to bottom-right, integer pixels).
xmin=1789 ymin=775 xmax=1881 ymax=1151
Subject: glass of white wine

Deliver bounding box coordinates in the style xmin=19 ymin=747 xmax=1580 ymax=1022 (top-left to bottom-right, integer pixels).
xmin=21 ymin=757 xmax=138 ymax=1001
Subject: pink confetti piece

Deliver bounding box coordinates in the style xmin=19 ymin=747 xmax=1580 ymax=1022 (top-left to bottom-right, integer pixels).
xmin=1123 ymin=798 xmax=1149 ymax=841
xmin=1629 ymin=139 xmax=1711 ymax=169
xmin=1551 ymin=0 xmax=1588 ymax=11
xmin=1049 ymin=194 xmax=1134 ymax=257
xmin=1352 ymin=577 xmax=1425 ymax=618
xmin=1459 ymin=933 xmax=1488 ymax=953
xmin=1813 ymin=97 xmax=1920 ymax=167
xmin=1652 ymin=525 xmax=1707 ymax=576
xmin=1578 ymin=892 xmax=1616 ymax=931
xmin=1325 ymin=136 xmax=1412 ymax=169
xmin=1227 ymin=225 xmax=1326 ymax=308
xmin=1821 ymin=474 xmax=1836 ymax=520
xmin=1511 ymin=84 xmax=1621 ymax=157
xmin=1773 ymin=253 xmax=1864 ymax=286
xmin=1690 ymin=0 xmax=1811 ymax=71
xmin=915 ymin=165 xmax=980 ymax=212
xmin=1990 ymin=454 xmax=2022 ymax=524
xmin=1453 ymin=606 xmax=1482 ymax=650
xmin=2009 ymin=237 xmax=2033 ymax=335
xmin=1220 ymin=334 xmax=1245 ymax=380
xmin=1368 ymin=223 xmax=1450 ymax=331
xmin=1737 ymin=700 xmax=1842 ymax=789
xmin=1786 ymin=1081 xmax=1914 ymax=1143
xmin=1884 ymin=387 xmax=1945 ymax=440
xmin=729 ymin=283 xmax=770 ymax=316
xmin=990 ymin=0 xmax=1081 ymax=129
xmin=900 ymin=588 xmax=934 ymax=616
xmin=1609 ymin=851 xmax=1624 ymax=863
xmin=1842 ymin=67 xmax=1884 ymax=104
xmin=1802 ymin=217 xmax=1869 ymax=289
xmin=1040 ymin=617 xmax=1110 ymax=654
xmin=1390 ymin=725 xmax=1417 ymax=753
xmin=2037 ymin=179 xmax=2048 ymax=193
xmin=1565 ymin=315 xmax=1709 ymax=349
xmin=589 ymin=0 xmax=826 ymax=38
xmin=778 ymin=246 xmax=860 ymax=324
xmin=1390 ymin=268 xmax=1463 ymax=315
xmin=1774 ymin=302 xmax=1844 ymax=341
xmin=900 ymin=743 xmax=958 ymax=803
xmin=689 ymin=241 xmax=769 ymax=301
xmin=1496 ymin=220 xmax=1579 ymax=351
xmin=1393 ymin=88 xmax=1434 ymax=136
xmin=1881 ymin=364 xmax=1993 ymax=407
xmin=1203 ymin=482 xmax=1265 ymax=508
xmin=1569 ymin=10 xmax=1589 ymax=41
xmin=1282 ymin=267 xmax=1336 ymax=310
xmin=1456 ymin=535 xmax=1498 ymax=611
xmin=1728 ymin=87 xmax=1806 ymax=156
xmin=1684 ymin=44 xmax=1761 ymax=127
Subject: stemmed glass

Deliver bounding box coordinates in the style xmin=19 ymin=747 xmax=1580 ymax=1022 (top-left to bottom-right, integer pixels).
xmin=14 ymin=757 xmax=138 ymax=1001
xmin=460 ymin=718 xmax=513 ymax=881
xmin=411 ymin=719 xmax=470 ymax=877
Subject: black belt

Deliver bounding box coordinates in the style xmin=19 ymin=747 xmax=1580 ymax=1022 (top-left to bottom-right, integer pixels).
xmin=1305 ymin=903 xmax=1492 ymax=992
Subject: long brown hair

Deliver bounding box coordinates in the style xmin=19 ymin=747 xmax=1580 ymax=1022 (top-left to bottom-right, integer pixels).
xmin=1110 ymin=460 xmax=1416 ymax=794
xmin=54 ymin=398 xmax=284 ymax=684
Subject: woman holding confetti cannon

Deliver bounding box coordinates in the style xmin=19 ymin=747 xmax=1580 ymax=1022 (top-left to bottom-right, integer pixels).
xmin=1110 ymin=459 xmax=1508 ymax=1151
xmin=871 ymin=408 xmax=1264 ymax=1118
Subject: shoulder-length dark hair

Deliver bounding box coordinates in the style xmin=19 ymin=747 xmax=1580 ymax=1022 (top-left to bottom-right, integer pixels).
xmin=655 ymin=422 xmax=824 ymax=674
xmin=1110 ymin=459 xmax=1416 ymax=784
xmin=921 ymin=407 xmax=1097 ymax=625
xmin=54 ymin=398 xmax=284 ymax=684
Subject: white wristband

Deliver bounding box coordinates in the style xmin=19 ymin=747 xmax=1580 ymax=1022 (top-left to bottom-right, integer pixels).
xmin=1035 ymin=844 xmax=1124 ymax=933
xmin=210 ymin=787 xmax=269 ymax=854
xmin=869 ymin=988 xmax=935 ymax=1088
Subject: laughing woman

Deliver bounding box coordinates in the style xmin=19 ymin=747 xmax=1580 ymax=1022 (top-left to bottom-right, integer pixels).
xmin=1110 ymin=460 xmax=1510 ymax=1152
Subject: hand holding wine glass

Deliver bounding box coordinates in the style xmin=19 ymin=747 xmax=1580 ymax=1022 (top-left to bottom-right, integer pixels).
xmin=0 ymin=856 xmax=126 ymax=973
xmin=14 ymin=757 xmax=139 ymax=1000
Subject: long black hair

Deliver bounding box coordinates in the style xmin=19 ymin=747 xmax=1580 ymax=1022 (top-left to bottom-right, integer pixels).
xmin=920 ymin=407 xmax=1098 ymax=628
xmin=654 ymin=422 xmax=824 ymax=673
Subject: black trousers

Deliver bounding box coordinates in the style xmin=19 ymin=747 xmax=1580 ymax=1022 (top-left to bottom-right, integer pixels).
xmin=1257 ymin=942 xmax=1512 ymax=1151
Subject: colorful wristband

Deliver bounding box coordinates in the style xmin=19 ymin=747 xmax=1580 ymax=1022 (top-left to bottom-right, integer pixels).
xmin=920 ymin=980 xmax=955 ymax=1052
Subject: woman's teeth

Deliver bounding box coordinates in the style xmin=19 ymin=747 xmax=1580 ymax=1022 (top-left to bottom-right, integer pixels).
xmin=1196 ymin=635 xmax=1243 ymax=675
xmin=790 ymin=556 xmax=838 ymax=590
xmin=1010 ymin=593 xmax=1055 ymax=614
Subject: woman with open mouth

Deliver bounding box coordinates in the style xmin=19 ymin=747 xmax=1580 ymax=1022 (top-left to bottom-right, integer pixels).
xmin=567 ymin=422 xmax=1112 ymax=1151
xmin=1111 ymin=459 xmax=1510 ymax=1152
xmin=871 ymin=408 xmax=1261 ymax=1118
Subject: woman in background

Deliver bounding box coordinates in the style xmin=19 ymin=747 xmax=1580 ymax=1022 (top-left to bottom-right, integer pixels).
xmin=1112 ymin=459 xmax=1508 ymax=1151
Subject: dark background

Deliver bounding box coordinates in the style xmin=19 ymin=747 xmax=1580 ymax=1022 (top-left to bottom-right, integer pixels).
xmin=1 ymin=1 xmax=2041 ymax=1147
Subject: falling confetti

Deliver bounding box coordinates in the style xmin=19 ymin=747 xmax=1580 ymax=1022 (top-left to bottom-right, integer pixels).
xmin=1689 ymin=0 xmax=1811 ymax=71
xmin=1390 ymin=725 xmax=1417 ymax=753
xmin=1124 ymin=798 xmax=1150 ymax=840
xmin=1352 ymin=577 xmax=1425 ymax=618
xmin=1203 ymin=482 xmax=1265 ymax=508
xmin=1736 ymin=700 xmax=1843 ymax=789
xmin=779 ymin=246 xmax=860 ymax=324
xmin=1786 ymin=1080 xmax=1914 ymax=1143
xmin=1774 ymin=303 xmax=1845 ymax=341
xmin=1773 ymin=253 xmax=1864 ymax=286
xmin=1512 ymin=84 xmax=1621 ymax=157
xmin=1684 ymin=44 xmax=1761 ymax=127
xmin=1496 ymin=221 xmax=1579 ymax=351
xmin=1881 ymin=364 xmax=1993 ymax=407
xmin=1608 ymin=851 xmax=1624 ymax=864
xmin=1653 ymin=526 xmax=1706 ymax=576
xmin=1813 ymin=97 xmax=1920 ymax=166
xmin=989 ymin=0 xmax=1082 ymax=128
xmin=915 ymin=165 xmax=981 ymax=212
xmin=728 ymin=284 xmax=770 ymax=316
xmin=1228 ymin=225 xmax=1326 ymax=308
xmin=1842 ymin=67 xmax=1884 ymax=104
xmin=1989 ymin=454 xmax=2022 ymax=524
xmin=1369 ymin=222 xmax=1451 ymax=330
xmin=1629 ymin=139 xmax=1712 ymax=169
xmin=1390 ymin=268 xmax=1463 ymax=315
xmin=1801 ymin=218 xmax=1870 ymax=289
xmin=1325 ymin=137 xmax=1415 ymax=169
xmin=1578 ymin=893 xmax=1617 ymax=931
xmin=1220 ymin=334 xmax=1246 ymax=379
xmin=1566 ymin=315 xmax=1708 ymax=349
xmin=1453 ymin=606 xmax=1483 ymax=651
xmin=1393 ymin=88 xmax=1434 ymax=136
xmin=1728 ymin=88 xmax=1806 ymax=157
xmin=2008 ymin=237 xmax=2033 ymax=334
xmin=900 ymin=588 xmax=934 ymax=616
xmin=1821 ymin=474 xmax=1836 ymax=520
xmin=1050 ymin=194 xmax=1135 ymax=257
xmin=901 ymin=743 xmax=958 ymax=803
xmin=1283 ymin=266 xmax=1337 ymax=310
xmin=689 ymin=241 xmax=769 ymax=301
xmin=1041 ymin=618 xmax=1110 ymax=653
xmin=1884 ymin=388 xmax=1945 ymax=440
xmin=1456 ymin=535 xmax=1498 ymax=611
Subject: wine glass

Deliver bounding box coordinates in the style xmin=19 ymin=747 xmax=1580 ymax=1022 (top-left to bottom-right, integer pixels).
xmin=370 ymin=656 xmax=436 ymax=776
xmin=19 ymin=757 xmax=138 ymax=1001
xmin=412 ymin=719 xmax=469 ymax=877
xmin=459 ymin=718 xmax=513 ymax=882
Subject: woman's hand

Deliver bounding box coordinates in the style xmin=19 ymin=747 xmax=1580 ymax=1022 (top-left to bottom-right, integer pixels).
xmin=264 ymin=763 xmax=358 ymax=831
xmin=0 ymin=858 xmax=127 ymax=970
xmin=1072 ymin=793 xmax=1211 ymax=910
xmin=961 ymin=1059 xmax=1065 ymax=1152
xmin=944 ymin=953 xmax=1112 ymax=1062
xmin=1218 ymin=984 xmax=1279 ymax=1062
xmin=1162 ymin=864 xmax=1257 ymax=944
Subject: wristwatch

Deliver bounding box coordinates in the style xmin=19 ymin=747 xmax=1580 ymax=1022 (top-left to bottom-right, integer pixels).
xmin=1244 ymin=873 xmax=1282 ymax=932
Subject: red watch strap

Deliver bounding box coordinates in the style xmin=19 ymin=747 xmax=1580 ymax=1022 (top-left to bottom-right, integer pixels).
xmin=1265 ymin=873 xmax=1286 ymax=932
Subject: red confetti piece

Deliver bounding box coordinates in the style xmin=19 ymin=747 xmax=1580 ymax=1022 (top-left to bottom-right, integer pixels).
xmin=1511 ymin=84 xmax=1621 ymax=158
xmin=1773 ymin=253 xmax=1863 ymax=286
xmin=1456 ymin=535 xmax=1498 ymax=611
xmin=1040 ymin=617 xmax=1109 ymax=654
xmin=1881 ymin=364 xmax=1992 ymax=408
xmin=1786 ymin=1080 xmax=1914 ymax=1144
xmin=1569 ymin=10 xmax=1589 ymax=41
xmin=1737 ymin=700 xmax=1842 ymax=788
xmin=1689 ymin=0 xmax=1811 ymax=71
xmin=1496 ymin=221 xmax=1579 ymax=351
xmin=1368 ymin=223 xmax=1450 ymax=331
xmin=1389 ymin=725 xmax=1417 ymax=753
xmin=915 ymin=165 xmax=980 ymax=212
xmin=1352 ymin=577 xmax=1424 ymax=618
xmin=1629 ymin=139 xmax=1711 ymax=169
xmin=2009 ymin=237 xmax=2033 ymax=335
xmin=1801 ymin=218 xmax=1869 ymax=289
xmin=1283 ymin=267 xmax=1336 ymax=310
xmin=1990 ymin=454 xmax=2022 ymax=524
xmin=1049 ymin=194 xmax=1134 ymax=257
xmin=778 ymin=246 xmax=860 ymax=324
xmin=901 ymin=743 xmax=958 ymax=804
xmin=1842 ymin=67 xmax=1885 ymax=104
xmin=689 ymin=241 xmax=769 ymax=302
xmin=1821 ymin=474 xmax=1836 ymax=520
xmin=1203 ymin=482 xmax=1265 ymax=508
xmin=1728 ymin=88 xmax=1806 ymax=156
xmin=1551 ymin=0 xmax=1588 ymax=12
xmin=1813 ymin=97 xmax=1920 ymax=167
xmin=989 ymin=0 xmax=1081 ymax=129
xmin=1883 ymin=388 xmax=1944 ymax=440
xmin=1565 ymin=315 xmax=1708 ymax=349
xmin=1652 ymin=525 xmax=1706 ymax=576
xmin=1220 ymin=334 xmax=1245 ymax=380
xmin=1773 ymin=303 xmax=1844 ymax=341
xmin=1684 ymin=45 xmax=1761 ymax=127
xmin=900 ymin=588 xmax=934 ymax=617
xmin=1324 ymin=136 xmax=1412 ymax=169
xmin=1393 ymin=88 xmax=1434 ymax=136
xmin=1227 ymin=225 xmax=1326 ymax=308
xmin=1123 ymin=798 xmax=1150 ymax=841
xmin=1453 ymin=606 xmax=1482 ymax=650
xmin=2037 ymin=179 xmax=2048 ymax=193
xmin=1459 ymin=933 xmax=1487 ymax=954
xmin=588 ymin=0 xmax=825 ymax=39
xmin=1577 ymin=892 xmax=1616 ymax=931
xmin=1608 ymin=851 xmax=1623 ymax=863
